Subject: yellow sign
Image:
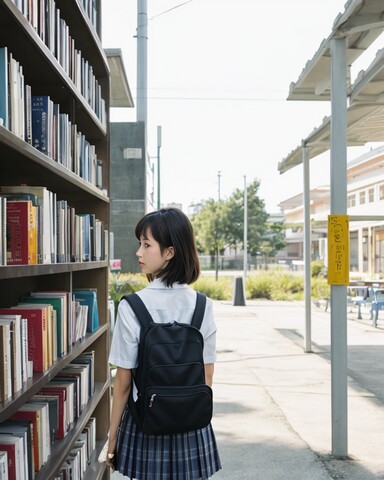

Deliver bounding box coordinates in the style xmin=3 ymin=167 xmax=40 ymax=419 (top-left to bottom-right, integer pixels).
xmin=328 ymin=215 xmax=349 ymax=285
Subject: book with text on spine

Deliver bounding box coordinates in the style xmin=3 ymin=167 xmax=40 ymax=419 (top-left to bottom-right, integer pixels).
xmin=6 ymin=200 xmax=37 ymax=265
xmin=0 ymin=307 xmax=47 ymax=373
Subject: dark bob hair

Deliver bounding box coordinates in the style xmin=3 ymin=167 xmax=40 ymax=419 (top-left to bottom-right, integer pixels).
xmin=135 ymin=208 xmax=200 ymax=286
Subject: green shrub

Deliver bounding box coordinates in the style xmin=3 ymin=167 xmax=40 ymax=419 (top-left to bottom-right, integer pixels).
xmin=191 ymin=276 xmax=232 ymax=300
xmin=246 ymin=274 xmax=273 ymax=299
xmin=109 ymin=270 xmax=330 ymax=303
xmin=109 ymin=272 xmax=147 ymax=309
xmin=311 ymin=277 xmax=330 ymax=300
xmin=311 ymin=260 xmax=326 ymax=278
xmin=246 ymin=271 xmax=305 ymax=300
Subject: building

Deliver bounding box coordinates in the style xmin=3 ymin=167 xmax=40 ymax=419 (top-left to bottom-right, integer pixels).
xmin=105 ymin=49 xmax=156 ymax=273
xmin=279 ymin=145 xmax=384 ymax=276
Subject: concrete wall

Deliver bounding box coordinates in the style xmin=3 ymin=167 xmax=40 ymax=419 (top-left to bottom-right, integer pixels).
xmin=110 ymin=122 xmax=148 ymax=273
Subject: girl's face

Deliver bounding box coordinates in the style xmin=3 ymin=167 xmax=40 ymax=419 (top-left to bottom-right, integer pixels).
xmin=136 ymin=228 xmax=174 ymax=276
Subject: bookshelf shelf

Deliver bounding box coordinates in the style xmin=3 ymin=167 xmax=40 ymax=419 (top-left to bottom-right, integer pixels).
xmin=0 ymin=324 xmax=109 ymax=423
xmin=0 ymin=126 xmax=109 ymax=201
xmin=0 ymin=262 xmax=109 ymax=279
xmin=0 ymin=0 xmax=108 ymax=139
xmin=34 ymin=382 xmax=109 ymax=480
xmin=0 ymin=0 xmax=111 ymax=478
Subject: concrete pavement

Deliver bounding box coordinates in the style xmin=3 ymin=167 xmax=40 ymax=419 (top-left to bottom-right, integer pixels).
xmin=113 ymin=299 xmax=384 ymax=479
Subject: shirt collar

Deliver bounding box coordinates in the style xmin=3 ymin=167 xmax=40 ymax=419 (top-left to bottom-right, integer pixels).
xmin=147 ymin=278 xmax=188 ymax=289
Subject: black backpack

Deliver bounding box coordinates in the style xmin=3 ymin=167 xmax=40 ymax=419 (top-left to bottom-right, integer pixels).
xmin=122 ymin=291 xmax=213 ymax=435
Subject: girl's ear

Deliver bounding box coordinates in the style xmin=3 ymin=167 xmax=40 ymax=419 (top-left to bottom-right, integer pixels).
xmin=165 ymin=246 xmax=175 ymax=260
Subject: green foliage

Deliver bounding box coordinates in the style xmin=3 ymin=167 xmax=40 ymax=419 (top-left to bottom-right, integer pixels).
xmin=109 ymin=271 xmax=330 ymax=303
xmin=191 ymin=179 xmax=270 ymax=257
xmin=108 ymin=272 xmax=148 ymax=308
xmin=245 ymin=274 xmax=273 ymax=299
xmin=191 ymin=276 xmax=232 ymax=300
xmin=246 ymin=272 xmax=304 ymax=300
xmin=311 ymin=260 xmax=326 ymax=278
xmin=311 ymin=277 xmax=330 ymax=299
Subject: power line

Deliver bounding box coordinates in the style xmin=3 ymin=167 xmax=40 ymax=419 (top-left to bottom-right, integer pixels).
xmin=149 ymin=1 xmax=193 ymax=21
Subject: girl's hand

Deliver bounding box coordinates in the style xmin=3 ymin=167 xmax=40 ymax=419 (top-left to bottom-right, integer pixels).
xmin=106 ymin=436 xmax=117 ymax=470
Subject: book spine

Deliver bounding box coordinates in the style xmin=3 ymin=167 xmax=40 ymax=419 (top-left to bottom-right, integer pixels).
xmin=0 ymin=47 xmax=8 ymax=129
xmin=32 ymin=95 xmax=49 ymax=155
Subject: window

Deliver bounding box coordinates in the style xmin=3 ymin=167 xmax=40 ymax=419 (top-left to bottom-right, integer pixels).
xmin=369 ymin=188 xmax=375 ymax=203
xmin=348 ymin=194 xmax=356 ymax=208
xmin=359 ymin=191 xmax=366 ymax=205
xmin=380 ymin=184 xmax=384 ymax=200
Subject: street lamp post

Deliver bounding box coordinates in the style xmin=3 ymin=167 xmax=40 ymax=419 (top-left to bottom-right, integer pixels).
xmin=157 ymin=125 xmax=162 ymax=209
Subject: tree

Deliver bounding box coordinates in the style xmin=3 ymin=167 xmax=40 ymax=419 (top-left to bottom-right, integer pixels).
xmin=191 ymin=199 xmax=227 ymax=278
xmin=225 ymin=179 xmax=269 ymax=255
xmin=258 ymin=221 xmax=287 ymax=268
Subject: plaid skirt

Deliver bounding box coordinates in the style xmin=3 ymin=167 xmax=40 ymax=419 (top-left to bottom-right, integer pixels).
xmin=115 ymin=407 xmax=222 ymax=480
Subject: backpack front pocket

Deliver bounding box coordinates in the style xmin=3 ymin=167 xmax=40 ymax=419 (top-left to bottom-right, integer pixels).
xmin=143 ymin=385 xmax=213 ymax=435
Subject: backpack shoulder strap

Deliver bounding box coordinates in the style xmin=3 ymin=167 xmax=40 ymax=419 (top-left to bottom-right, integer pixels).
xmin=191 ymin=292 xmax=207 ymax=330
xmin=122 ymin=293 xmax=154 ymax=329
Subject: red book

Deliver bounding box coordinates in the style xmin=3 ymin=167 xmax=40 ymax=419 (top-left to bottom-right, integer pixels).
xmin=6 ymin=200 xmax=36 ymax=265
xmin=39 ymin=387 xmax=66 ymax=439
xmin=0 ymin=441 xmax=16 ymax=480
xmin=0 ymin=307 xmax=46 ymax=372
xmin=10 ymin=409 xmax=40 ymax=472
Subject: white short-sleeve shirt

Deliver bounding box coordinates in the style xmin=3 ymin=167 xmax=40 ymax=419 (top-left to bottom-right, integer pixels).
xmin=109 ymin=278 xmax=217 ymax=369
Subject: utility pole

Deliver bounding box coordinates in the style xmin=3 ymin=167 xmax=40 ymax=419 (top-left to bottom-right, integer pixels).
xmin=244 ymin=175 xmax=248 ymax=279
xmin=215 ymin=171 xmax=222 ymax=280
xmin=157 ymin=125 xmax=162 ymax=209
xmin=136 ymin=0 xmax=148 ymax=130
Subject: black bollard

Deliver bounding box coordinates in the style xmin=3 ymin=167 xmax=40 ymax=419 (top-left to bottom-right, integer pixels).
xmin=233 ymin=276 xmax=246 ymax=306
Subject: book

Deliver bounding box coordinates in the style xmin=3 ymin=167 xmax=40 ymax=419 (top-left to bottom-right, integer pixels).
xmin=0 ymin=307 xmax=47 ymax=373
xmin=0 ymin=434 xmax=24 ymax=480
xmin=0 ymin=184 xmax=53 ymax=265
xmin=0 ymin=315 xmax=22 ymax=395
xmin=0 ymin=451 xmax=8 ymax=480
xmin=0 ymin=420 xmax=33 ymax=480
xmin=20 ymin=403 xmax=50 ymax=467
xmin=0 ymin=323 xmax=11 ymax=403
xmin=6 ymin=200 xmax=37 ymax=265
xmin=29 ymin=394 xmax=59 ymax=445
xmin=17 ymin=303 xmax=54 ymax=367
xmin=0 ymin=439 xmax=17 ymax=480
xmin=31 ymin=95 xmax=50 ymax=156
xmin=24 ymin=84 xmax=32 ymax=145
xmin=73 ymin=289 xmax=99 ymax=333
xmin=73 ymin=351 xmax=95 ymax=397
xmin=38 ymin=385 xmax=67 ymax=439
xmin=0 ymin=47 xmax=8 ymax=129
xmin=10 ymin=408 xmax=40 ymax=472
xmin=22 ymin=295 xmax=64 ymax=358
xmin=0 ymin=197 xmax=6 ymax=266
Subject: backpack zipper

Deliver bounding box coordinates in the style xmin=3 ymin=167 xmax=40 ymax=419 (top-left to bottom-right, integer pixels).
xmin=149 ymin=393 xmax=156 ymax=408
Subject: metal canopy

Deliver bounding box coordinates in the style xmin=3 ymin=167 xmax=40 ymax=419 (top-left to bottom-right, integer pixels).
xmin=287 ymin=0 xmax=384 ymax=101
xmin=278 ymin=102 xmax=384 ymax=173
xmin=105 ymin=48 xmax=134 ymax=108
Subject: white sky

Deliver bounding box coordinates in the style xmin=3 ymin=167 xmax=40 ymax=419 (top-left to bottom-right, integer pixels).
xmin=102 ymin=0 xmax=384 ymax=213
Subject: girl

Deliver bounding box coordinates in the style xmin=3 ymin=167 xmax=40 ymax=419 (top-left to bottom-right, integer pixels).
xmin=107 ymin=208 xmax=221 ymax=479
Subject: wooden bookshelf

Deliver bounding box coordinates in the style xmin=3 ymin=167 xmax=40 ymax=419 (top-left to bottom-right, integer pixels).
xmin=0 ymin=0 xmax=111 ymax=478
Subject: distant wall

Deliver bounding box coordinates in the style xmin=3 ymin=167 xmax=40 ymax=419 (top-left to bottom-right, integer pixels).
xmin=110 ymin=122 xmax=147 ymax=272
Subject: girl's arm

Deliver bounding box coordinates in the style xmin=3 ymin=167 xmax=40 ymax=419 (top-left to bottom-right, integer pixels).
xmin=205 ymin=363 xmax=214 ymax=387
xmin=107 ymin=367 xmax=132 ymax=467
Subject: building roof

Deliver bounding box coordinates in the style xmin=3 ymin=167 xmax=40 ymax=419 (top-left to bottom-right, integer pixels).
xmin=287 ymin=0 xmax=384 ymax=101
xmin=105 ymin=48 xmax=134 ymax=108
xmin=279 ymin=0 xmax=384 ymax=174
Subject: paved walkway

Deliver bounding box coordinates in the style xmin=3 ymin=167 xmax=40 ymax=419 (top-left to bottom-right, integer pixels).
xmin=113 ymin=300 xmax=384 ymax=479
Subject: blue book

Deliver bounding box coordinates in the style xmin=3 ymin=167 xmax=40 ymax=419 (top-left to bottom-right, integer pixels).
xmin=73 ymin=289 xmax=99 ymax=333
xmin=0 ymin=47 xmax=8 ymax=128
xmin=32 ymin=95 xmax=49 ymax=154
